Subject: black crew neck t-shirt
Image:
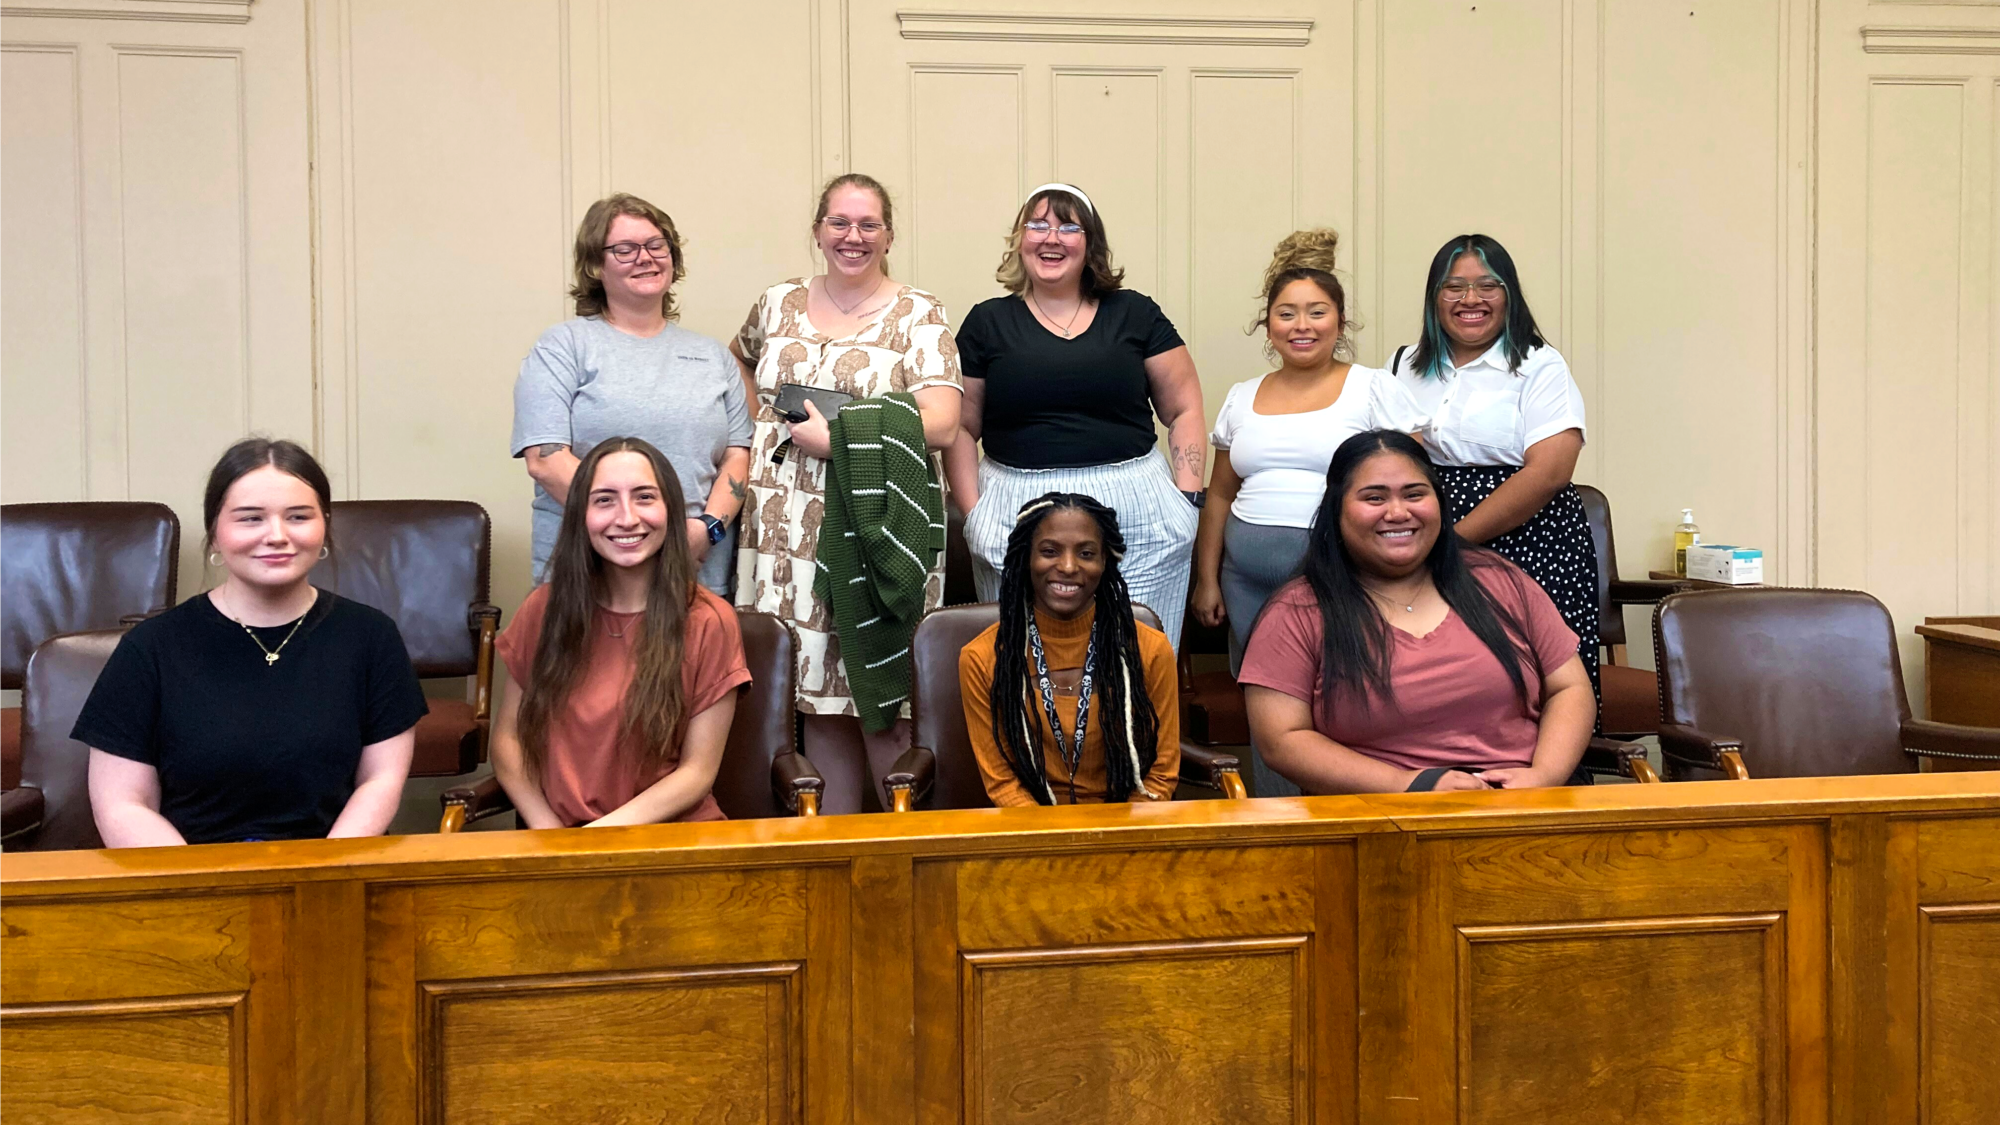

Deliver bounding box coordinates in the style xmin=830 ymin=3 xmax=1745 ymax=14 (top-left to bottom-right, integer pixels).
xmin=956 ymin=289 xmax=1185 ymax=469
xmin=72 ymin=590 xmax=428 ymax=844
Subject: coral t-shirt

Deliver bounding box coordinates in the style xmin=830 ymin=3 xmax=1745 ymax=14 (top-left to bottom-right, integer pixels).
xmin=1237 ymin=557 xmax=1578 ymax=773
xmin=495 ymin=584 xmax=751 ymax=826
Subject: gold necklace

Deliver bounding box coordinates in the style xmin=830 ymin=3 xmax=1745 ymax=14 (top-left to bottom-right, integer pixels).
xmin=225 ymin=588 xmax=316 ymax=666
xmin=1362 ymin=580 xmax=1424 ymax=614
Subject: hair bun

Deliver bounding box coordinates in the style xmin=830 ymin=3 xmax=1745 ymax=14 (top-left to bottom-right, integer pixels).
xmin=1264 ymin=228 xmax=1341 ymax=292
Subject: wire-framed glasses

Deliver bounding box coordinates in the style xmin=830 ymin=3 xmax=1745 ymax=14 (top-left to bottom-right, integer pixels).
xmin=820 ymin=217 xmax=887 ymax=239
xmin=1439 ymin=278 xmax=1505 ymax=302
xmin=1024 ymin=219 xmax=1084 ymax=238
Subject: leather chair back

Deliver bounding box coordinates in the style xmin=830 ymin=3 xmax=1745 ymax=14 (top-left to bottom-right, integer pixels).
xmin=911 ymin=601 xmax=1161 ymax=810
xmin=1574 ymin=484 xmax=1622 ymax=647
xmin=18 ymin=630 xmax=122 ymax=850
xmin=316 ymin=501 xmax=490 ymax=676
xmin=1655 ymin=588 xmax=1915 ymax=778
xmin=2 ymin=503 xmax=179 ymax=689
xmin=710 ymin=611 xmax=799 ymax=819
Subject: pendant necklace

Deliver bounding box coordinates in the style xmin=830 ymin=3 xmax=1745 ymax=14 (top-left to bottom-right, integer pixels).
xmin=823 ymin=275 xmax=885 ymax=316
xmin=1365 ymin=582 xmax=1422 ymax=614
xmin=226 ymin=588 xmax=314 ymax=666
xmin=1029 ymin=290 xmax=1084 ymax=338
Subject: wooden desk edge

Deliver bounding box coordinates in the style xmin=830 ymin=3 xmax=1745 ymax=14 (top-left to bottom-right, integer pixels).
xmin=1916 ymin=622 xmax=2000 ymax=655
xmin=5 ymin=772 xmax=1997 ymax=895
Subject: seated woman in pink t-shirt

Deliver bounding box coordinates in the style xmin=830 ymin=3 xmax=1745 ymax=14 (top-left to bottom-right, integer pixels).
xmin=491 ymin=437 xmax=751 ymax=827
xmin=1238 ymin=430 xmax=1594 ymax=794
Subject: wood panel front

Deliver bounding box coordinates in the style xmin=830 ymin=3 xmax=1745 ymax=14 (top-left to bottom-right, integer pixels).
xmin=3 ymin=775 xmax=1998 ymax=1125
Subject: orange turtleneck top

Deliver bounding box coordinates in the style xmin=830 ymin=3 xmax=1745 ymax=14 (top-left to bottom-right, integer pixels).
xmin=957 ymin=604 xmax=1180 ymax=806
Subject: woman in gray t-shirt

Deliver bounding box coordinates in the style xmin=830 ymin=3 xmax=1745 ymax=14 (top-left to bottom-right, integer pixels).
xmin=511 ymin=194 xmax=753 ymax=594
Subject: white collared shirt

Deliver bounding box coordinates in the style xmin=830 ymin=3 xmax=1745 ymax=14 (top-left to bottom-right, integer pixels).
xmin=1380 ymin=341 xmax=1587 ymax=467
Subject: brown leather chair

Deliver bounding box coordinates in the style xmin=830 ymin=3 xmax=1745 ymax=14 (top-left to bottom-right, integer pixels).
xmin=439 ymin=609 xmax=824 ymax=830
xmin=314 ymin=501 xmax=499 ymax=779
xmin=943 ymin=506 xmax=977 ymax=608
xmin=2 ymin=502 xmax=179 ymax=790
xmin=3 ymin=630 xmax=123 ymax=851
xmin=1654 ymin=587 xmax=2000 ymax=779
xmin=1179 ymin=598 xmax=1250 ymax=748
xmin=1574 ymin=486 xmax=1683 ymax=753
xmin=884 ymin=603 xmax=1245 ymax=811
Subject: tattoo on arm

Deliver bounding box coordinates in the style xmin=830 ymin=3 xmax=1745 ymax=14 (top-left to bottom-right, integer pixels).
xmin=537 ymin=443 xmax=568 ymax=458
xmin=728 ymin=475 xmax=747 ymax=504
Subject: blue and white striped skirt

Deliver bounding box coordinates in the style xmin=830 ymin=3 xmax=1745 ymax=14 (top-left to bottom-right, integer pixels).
xmin=963 ymin=451 xmax=1199 ymax=650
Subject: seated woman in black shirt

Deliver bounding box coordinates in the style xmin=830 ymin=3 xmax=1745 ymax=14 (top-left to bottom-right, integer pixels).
xmin=75 ymin=438 xmax=427 ymax=847
xmin=944 ymin=183 xmax=1207 ymax=649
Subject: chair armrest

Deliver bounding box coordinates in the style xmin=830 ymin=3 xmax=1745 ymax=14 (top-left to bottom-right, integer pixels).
xmin=1588 ymin=736 xmax=1660 ymax=783
xmin=1178 ymin=742 xmax=1248 ymax=799
xmin=1 ymin=785 xmax=45 ymax=847
xmin=468 ymin=603 xmax=502 ymax=724
xmin=439 ymin=775 xmax=513 ymax=833
xmin=1658 ymin=723 xmax=1750 ymax=779
xmin=883 ymin=745 xmax=937 ymax=812
xmin=1901 ymin=719 xmax=2000 ymax=764
xmin=771 ymin=751 xmax=825 ymax=816
xmin=1609 ymin=578 xmax=1689 ymax=605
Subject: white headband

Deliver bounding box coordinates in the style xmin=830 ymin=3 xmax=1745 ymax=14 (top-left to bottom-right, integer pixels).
xmin=1028 ymin=182 xmax=1094 ymax=216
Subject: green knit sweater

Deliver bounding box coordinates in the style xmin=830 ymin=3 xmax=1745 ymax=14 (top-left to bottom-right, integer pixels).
xmin=814 ymin=391 xmax=945 ymax=731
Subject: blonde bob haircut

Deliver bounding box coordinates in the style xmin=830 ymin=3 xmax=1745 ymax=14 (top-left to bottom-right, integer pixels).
xmin=993 ymin=187 xmax=1124 ymax=300
xmin=570 ymin=193 xmax=686 ymax=321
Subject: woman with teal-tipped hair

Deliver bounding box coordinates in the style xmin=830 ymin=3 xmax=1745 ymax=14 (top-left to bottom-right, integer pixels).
xmin=1381 ymin=234 xmax=1598 ymax=718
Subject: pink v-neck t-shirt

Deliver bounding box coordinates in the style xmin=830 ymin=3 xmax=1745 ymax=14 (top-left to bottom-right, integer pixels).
xmin=1237 ymin=557 xmax=1578 ymax=772
xmin=497 ymin=584 xmax=751 ymax=826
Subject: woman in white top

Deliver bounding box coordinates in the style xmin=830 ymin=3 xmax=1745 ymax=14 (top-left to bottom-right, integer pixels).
xmin=1191 ymin=231 xmax=1395 ymax=798
xmin=1384 ymin=233 xmax=1598 ymax=705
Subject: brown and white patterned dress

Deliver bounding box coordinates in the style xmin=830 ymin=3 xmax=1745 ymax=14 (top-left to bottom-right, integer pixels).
xmin=733 ymin=279 xmax=963 ymax=716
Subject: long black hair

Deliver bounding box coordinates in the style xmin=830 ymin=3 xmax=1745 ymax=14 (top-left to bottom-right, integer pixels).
xmin=990 ymin=492 xmax=1158 ymax=804
xmin=1297 ymin=431 xmax=1540 ymax=713
xmin=1406 ymin=234 xmax=1546 ymax=378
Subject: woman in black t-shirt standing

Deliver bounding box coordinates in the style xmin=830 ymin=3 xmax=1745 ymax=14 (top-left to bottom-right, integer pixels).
xmin=944 ymin=183 xmax=1207 ymax=649
xmin=75 ymin=439 xmax=427 ymax=847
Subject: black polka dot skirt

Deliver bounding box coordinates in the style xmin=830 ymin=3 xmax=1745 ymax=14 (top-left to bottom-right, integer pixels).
xmin=1434 ymin=465 xmax=1601 ymax=708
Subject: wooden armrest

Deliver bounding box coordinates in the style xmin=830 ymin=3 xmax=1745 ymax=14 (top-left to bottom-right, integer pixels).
xmin=468 ymin=603 xmax=501 ymax=725
xmin=1588 ymin=736 xmax=1659 ymax=783
xmin=1 ymin=785 xmax=45 ymax=847
xmin=439 ymin=775 xmax=512 ymax=833
xmin=1901 ymin=718 xmax=2000 ymax=763
xmin=771 ymin=751 xmax=825 ymax=816
xmin=1178 ymin=742 xmax=1248 ymax=799
xmin=1658 ymin=723 xmax=1750 ymax=779
xmin=1609 ymin=578 xmax=1689 ymax=605
xmin=883 ymin=746 xmax=937 ymax=812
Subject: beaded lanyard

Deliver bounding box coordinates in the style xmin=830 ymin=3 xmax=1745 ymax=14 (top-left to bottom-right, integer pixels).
xmin=1026 ymin=616 xmax=1096 ymax=804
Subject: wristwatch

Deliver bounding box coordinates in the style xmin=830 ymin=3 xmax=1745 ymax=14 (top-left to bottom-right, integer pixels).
xmin=700 ymin=513 xmax=727 ymax=545
xmin=1181 ymin=489 xmax=1206 ymax=510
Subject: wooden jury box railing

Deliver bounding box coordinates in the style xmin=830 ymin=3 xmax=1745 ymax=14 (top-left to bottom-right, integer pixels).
xmin=3 ymin=774 xmax=1997 ymax=1125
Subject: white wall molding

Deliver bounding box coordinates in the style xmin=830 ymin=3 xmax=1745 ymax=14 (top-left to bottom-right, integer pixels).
xmin=896 ymin=9 xmax=1311 ymax=48
xmin=1862 ymin=26 xmax=2000 ymax=55
xmin=0 ymin=0 xmax=251 ymax=25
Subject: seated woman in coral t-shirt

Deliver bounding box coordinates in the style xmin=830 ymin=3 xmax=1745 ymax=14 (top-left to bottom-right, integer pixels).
xmin=1238 ymin=430 xmax=1595 ymax=794
xmin=491 ymin=437 xmax=750 ymax=827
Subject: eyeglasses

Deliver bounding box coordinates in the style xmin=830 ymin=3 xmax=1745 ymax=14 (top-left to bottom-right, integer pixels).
xmin=606 ymin=238 xmax=671 ymax=264
xmin=820 ymin=217 xmax=887 ymax=239
xmin=1024 ymin=219 xmax=1084 ymax=238
xmin=1439 ymin=278 xmax=1505 ymax=302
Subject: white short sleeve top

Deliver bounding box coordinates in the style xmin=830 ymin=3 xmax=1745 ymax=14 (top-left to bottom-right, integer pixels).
xmin=1385 ymin=341 xmax=1587 ymax=467
xmin=1210 ymin=365 xmax=1392 ymax=528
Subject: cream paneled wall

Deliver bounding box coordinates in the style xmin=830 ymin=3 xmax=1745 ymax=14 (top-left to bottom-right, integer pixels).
xmin=3 ymin=0 xmax=1996 ymax=705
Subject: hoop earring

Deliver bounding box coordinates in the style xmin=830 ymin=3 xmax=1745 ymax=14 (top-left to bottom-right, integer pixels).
xmin=319 ymin=546 xmax=330 ymax=560
xmin=207 ymin=551 xmax=222 ymax=567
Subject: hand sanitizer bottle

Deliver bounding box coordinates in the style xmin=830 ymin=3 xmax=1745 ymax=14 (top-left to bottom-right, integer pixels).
xmin=1674 ymin=509 xmax=1701 ymax=576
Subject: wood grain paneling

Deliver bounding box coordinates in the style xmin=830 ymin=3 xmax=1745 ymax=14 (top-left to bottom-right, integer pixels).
xmin=1921 ymin=906 xmax=2000 ymax=1124
xmin=1458 ymin=917 xmax=1783 ymax=1125
xmin=1 ymin=996 xmax=243 ymax=1124
xmin=0 ymin=45 xmax=87 ymax=503
xmin=1916 ymin=814 xmax=2000 ymax=899
xmin=963 ymin=938 xmax=1305 ymax=1125
xmin=1448 ymin=827 xmax=1796 ymax=921
xmin=954 ymin=845 xmax=1315 ymax=947
xmin=0 ymin=894 xmax=255 ymax=1003
xmin=423 ymin=966 xmax=799 ymax=1125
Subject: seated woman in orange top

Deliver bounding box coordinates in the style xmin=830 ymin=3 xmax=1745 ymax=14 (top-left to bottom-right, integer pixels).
xmin=490 ymin=437 xmax=751 ymax=827
xmin=959 ymin=492 xmax=1179 ymax=805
